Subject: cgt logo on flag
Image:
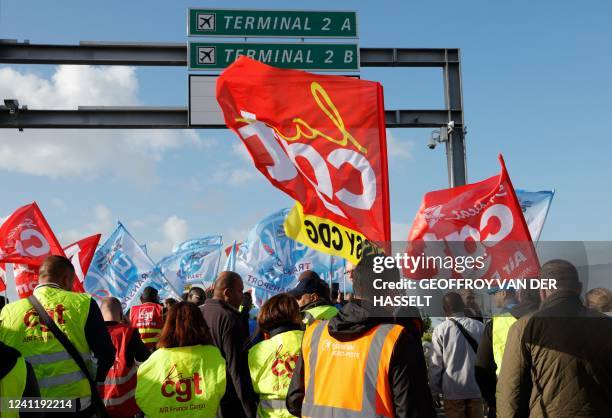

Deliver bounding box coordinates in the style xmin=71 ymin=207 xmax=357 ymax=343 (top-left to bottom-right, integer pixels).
xmin=405 ymin=155 xmax=539 ymax=282
xmin=217 ymin=57 xmax=391 ymax=264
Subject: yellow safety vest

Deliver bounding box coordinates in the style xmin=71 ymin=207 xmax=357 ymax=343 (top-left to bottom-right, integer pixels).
xmin=492 ymin=315 xmax=517 ymax=375
xmin=0 ymin=354 xmax=27 ymax=418
xmin=248 ymin=330 xmax=304 ymax=418
xmin=303 ymin=305 xmax=339 ymax=326
xmin=0 ymin=286 xmax=93 ymax=399
xmin=135 ymin=344 xmax=226 ymax=418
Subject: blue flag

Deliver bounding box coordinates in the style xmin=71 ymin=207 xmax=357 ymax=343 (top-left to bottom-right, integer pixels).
xmin=158 ymin=235 xmax=223 ymax=291
xmin=515 ymin=189 xmax=555 ymax=242
xmin=173 ymin=236 xmax=223 ymax=253
xmin=84 ymin=222 xmax=180 ymax=311
xmin=223 ymin=240 xmax=237 ymax=272
xmin=233 ymin=208 xmax=346 ymax=304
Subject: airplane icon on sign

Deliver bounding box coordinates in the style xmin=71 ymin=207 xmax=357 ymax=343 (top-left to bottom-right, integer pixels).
xmin=198 ymin=47 xmax=216 ymax=64
xmin=197 ymin=13 xmax=215 ymax=31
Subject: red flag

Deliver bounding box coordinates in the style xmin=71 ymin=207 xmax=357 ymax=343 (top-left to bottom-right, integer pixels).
xmin=0 ymin=202 xmax=64 ymax=265
xmin=217 ymin=57 xmax=391 ymax=263
xmin=14 ymin=264 xmax=39 ymax=298
xmin=63 ymin=234 xmax=101 ymax=292
xmin=405 ymin=155 xmax=539 ymax=281
xmin=224 ymin=242 xmax=242 ymax=257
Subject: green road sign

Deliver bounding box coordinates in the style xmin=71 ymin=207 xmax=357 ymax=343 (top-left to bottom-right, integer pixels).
xmin=188 ymin=42 xmax=359 ymax=71
xmin=188 ymin=9 xmax=357 ymax=38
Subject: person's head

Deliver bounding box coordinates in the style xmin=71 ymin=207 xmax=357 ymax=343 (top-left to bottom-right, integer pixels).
xmin=352 ymin=253 xmax=400 ymax=301
xmin=442 ymin=292 xmax=466 ymax=317
xmin=517 ymin=288 xmax=541 ymax=307
xmin=100 ymin=297 xmax=123 ymax=322
xmin=38 ymin=255 xmax=75 ymax=290
xmin=188 ymin=286 xmax=206 ymax=306
xmin=539 ymin=259 xmax=581 ymax=299
xmin=181 ymin=292 xmax=189 ymax=301
xmin=157 ymin=301 xmax=212 ymax=348
xmin=257 ymin=293 xmax=302 ymax=333
xmin=461 ymin=289 xmax=478 ymax=308
xmin=585 ymin=288 xmax=611 ymax=313
xmin=242 ymin=292 xmax=253 ymax=311
xmin=164 ymin=298 xmax=178 ymax=310
xmin=213 ymin=271 xmax=244 ymax=309
xmin=140 ymin=286 xmax=159 ymax=304
xmin=492 ymin=288 xmax=516 ymax=308
xmin=288 ymin=270 xmax=330 ymax=307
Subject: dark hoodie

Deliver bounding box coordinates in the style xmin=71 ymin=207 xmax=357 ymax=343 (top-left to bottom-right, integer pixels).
xmin=0 ymin=342 xmax=42 ymax=417
xmin=286 ymin=300 xmax=436 ymax=418
xmin=474 ymin=300 xmax=540 ymax=412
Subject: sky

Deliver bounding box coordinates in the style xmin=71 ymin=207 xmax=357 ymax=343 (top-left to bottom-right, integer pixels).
xmin=0 ymin=0 xmax=611 ymax=263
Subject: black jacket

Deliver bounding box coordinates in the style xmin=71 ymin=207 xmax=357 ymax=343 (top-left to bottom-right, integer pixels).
xmin=286 ymin=299 xmax=436 ymax=418
xmin=83 ymin=299 xmax=116 ymax=382
xmin=201 ymin=299 xmax=258 ymax=418
xmin=0 ymin=341 xmax=42 ymax=418
xmin=497 ymin=291 xmax=612 ymax=417
xmin=474 ymin=300 xmax=539 ymax=410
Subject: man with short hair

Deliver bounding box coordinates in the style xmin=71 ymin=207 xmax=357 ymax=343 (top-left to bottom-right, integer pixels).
xmin=288 ymin=270 xmax=338 ymax=325
xmin=490 ymin=286 xmax=518 ymax=314
xmin=461 ymin=289 xmax=484 ymax=322
xmin=430 ymin=292 xmax=484 ymax=418
xmin=201 ymin=271 xmax=258 ymax=418
xmin=497 ymin=260 xmax=612 ymax=417
xmin=129 ymin=286 xmax=163 ymax=350
xmin=100 ymin=297 xmax=150 ymax=417
xmin=286 ymin=254 xmax=436 ymax=418
xmin=0 ymin=255 xmax=115 ymax=417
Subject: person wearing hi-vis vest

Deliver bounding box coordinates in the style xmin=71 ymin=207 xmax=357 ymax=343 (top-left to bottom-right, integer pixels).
xmin=288 ymin=271 xmax=338 ymax=326
xmin=135 ymin=301 xmax=226 ymax=417
xmin=286 ymin=254 xmax=436 ymax=418
xmin=100 ymin=297 xmax=151 ymax=418
xmin=248 ymin=293 xmax=304 ymax=418
xmin=475 ymin=287 xmax=540 ymax=418
xmin=0 ymin=255 xmax=116 ymax=417
xmin=0 ymin=341 xmax=42 ymax=418
xmin=129 ymin=286 xmax=164 ymax=351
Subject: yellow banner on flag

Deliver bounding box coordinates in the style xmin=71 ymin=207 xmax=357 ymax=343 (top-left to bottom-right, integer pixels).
xmin=284 ymin=202 xmax=367 ymax=265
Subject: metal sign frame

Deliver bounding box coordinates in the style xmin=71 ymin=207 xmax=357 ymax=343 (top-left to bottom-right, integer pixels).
xmin=0 ymin=40 xmax=466 ymax=186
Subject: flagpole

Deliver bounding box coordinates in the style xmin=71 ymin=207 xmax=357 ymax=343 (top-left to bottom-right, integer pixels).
xmin=535 ymin=189 xmax=555 ymax=245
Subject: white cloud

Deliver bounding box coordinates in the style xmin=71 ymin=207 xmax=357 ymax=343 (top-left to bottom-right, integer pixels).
xmin=147 ymin=215 xmax=190 ymax=260
xmin=227 ymin=168 xmax=254 ymax=186
xmin=0 ymin=66 xmax=139 ymax=109
xmin=58 ymin=204 xmax=115 ymax=245
xmin=232 ymin=141 xmax=252 ymax=162
xmin=0 ymin=66 xmax=209 ymax=181
xmin=386 ymin=129 xmax=415 ymax=161
xmin=163 ymin=216 xmax=189 ymax=248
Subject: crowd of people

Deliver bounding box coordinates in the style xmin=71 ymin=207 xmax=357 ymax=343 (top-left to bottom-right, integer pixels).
xmin=0 ymin=254 xmax=611 ymax=417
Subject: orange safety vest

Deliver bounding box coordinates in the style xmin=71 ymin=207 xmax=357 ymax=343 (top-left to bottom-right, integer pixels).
xmin=302 ymin=320 xmax=403 ymax=418
xmin=129 ymin=302 xmax=163 ymax=350
xmin=101 ymin=323 xmax=139 ymax=418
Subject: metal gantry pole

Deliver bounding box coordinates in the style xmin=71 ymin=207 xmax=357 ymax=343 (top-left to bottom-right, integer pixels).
xmin=443 ymin=49 xmax=467 ymax=187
